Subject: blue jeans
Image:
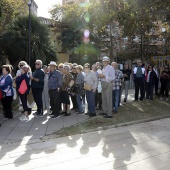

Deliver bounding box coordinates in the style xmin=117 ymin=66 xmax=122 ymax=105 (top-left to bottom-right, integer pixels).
xmin=112 ymin=90 xmax=120 ymax=112
xmin=86 ymin=90 xmax=95 ymax=114
xmin=76 ymin=94 xmax=83 ymax=112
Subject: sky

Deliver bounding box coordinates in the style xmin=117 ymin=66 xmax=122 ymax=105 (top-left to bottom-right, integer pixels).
xmin=34 ymin=0 xmax=62 ymax=18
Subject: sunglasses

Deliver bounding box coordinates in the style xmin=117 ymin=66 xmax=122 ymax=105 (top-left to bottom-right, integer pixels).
xmin=72 ymin=68 xmax=76 ymax=69
xmin=59 ymin=67 xmax=63 ymax=68
xmin=20 ymin=65 xmax=23 ymax=67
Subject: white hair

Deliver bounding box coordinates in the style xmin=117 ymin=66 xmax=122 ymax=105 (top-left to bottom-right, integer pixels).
xmin=36 ymin=60 xmax=43 ymax=66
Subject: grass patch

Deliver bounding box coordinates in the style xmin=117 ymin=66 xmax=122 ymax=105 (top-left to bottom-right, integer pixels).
xmin=54 ymin=99 xmax=170 ymax=137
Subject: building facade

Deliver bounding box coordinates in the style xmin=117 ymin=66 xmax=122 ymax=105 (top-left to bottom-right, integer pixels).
xmin=62 ymin=0 xmax=88 ymax=5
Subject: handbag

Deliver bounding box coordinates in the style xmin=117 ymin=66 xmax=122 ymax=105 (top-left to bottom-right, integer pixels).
xmin=0 ymin=90 xmax=3 ymax=100
xmin=18 ymin=79 xmax=28 ymax=94
xmin=84 ymin=84 xmax=92 ymax=91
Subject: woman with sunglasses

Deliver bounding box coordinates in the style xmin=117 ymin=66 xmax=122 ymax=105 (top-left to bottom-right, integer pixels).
xmin=16 ymin=65 xmax=31 ymax=121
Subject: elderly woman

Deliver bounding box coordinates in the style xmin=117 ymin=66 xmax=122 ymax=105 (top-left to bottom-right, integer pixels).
xmin=0 ymin=65 xmax=14 ymax=119
xmin=15 ymin=61 xmax=28 ymax=110
xmin=16 ymin=65 xmax=31 ymax=121
xmin=84 ymin=63 xmax=98 ymax=117
xmin=61 ymin=65 xmax=73 ymax=116
xmin=75 ymin=65 xmax=85 ymax=114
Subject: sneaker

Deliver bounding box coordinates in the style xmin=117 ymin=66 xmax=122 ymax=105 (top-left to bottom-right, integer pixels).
xmin=99 ymin=112 xmax=107 ymax=116
xmin=61 ymin=111 xmax=67 ymax=115
xmin=19 ymin=115 xmax=24 ymax=120
xmin=160 ymin=97 xmax=164 ymax=101
xmin=19 ymin=115 xmax=29 ymax=121
xmin=38 ymin=114 xmax=43 ymax=117
xmin=49 ymin=112 xmax=55 ymax=116
xmin=51 ymin=115 xmax=60 ymax=119
xmin=89 ymin=113 xmax=96 ymax=117
xmin=18 ymin=106 xmax=23 ymax=111
xmin=77 ymin=111 xmax=84 ymax=114
xmin=103 ymin=115 xmax=113 ymax=118
xmin=85 ymin=112 xmax=90 ymax=115
xmin=64 ymin=113 xmax=71 ymax=116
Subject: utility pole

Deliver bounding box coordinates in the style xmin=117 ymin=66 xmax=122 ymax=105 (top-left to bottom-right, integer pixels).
xmin=28 ymin=0 xmax=32 ymax=66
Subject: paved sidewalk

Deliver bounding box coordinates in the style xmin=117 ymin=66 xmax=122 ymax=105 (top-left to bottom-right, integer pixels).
xmin=0 ymin=90 xmax=136 ymax=144
xmin=1 ymin=117 xmax=170 ymax=169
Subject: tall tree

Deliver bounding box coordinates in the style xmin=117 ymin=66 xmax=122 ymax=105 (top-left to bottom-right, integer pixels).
xmin=0 ymin=0 xmax=27 ymax=35
xmin=0 ymin=15 xmax=57 ymax=68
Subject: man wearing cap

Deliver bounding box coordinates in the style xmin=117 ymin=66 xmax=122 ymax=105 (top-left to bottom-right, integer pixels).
xmin=30 ymin=60 xmax=45 ymax=117
xmin=48 ymin=61 xmax=63 ymax=119
xmin=98 ymin=56 xmax=115 ymax=118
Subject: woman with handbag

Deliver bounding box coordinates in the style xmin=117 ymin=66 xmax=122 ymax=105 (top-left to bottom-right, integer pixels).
xmin=75 ymin=65 xmax=85 ymax=114
xmin=84 ymin=63 xmax=98 ymax=117
xmin=60 ymin=65 xmax=73 ymax=116
xmin=16 ymin=65 xmax=31 ymax=121
xmin=0 ymin=65 xmax=14 ymax=119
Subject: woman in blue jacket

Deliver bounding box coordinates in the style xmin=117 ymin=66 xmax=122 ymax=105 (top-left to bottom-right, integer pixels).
xmin=0 ymin=65 xmax=14 ymax=119
xmin=16 ymin=65 xmax=31 ymax=121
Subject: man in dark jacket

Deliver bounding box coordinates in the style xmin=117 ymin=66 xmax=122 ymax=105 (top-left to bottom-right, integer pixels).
xmin=30 ymin=60 xmax=45 ymax=117
xmin=160 ymin=66 xmax=170 ymax=101
xmin=146 ymin=65 xmax=157 ymax=100
xmin=133 ymin=60 xmax=146 ymax=101
xmin=48 ymin=61 xmax=63 ymax=119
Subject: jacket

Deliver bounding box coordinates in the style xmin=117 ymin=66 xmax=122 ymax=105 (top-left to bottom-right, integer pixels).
xmin=133 ymin=66 xmax=145 ymax=81
xmin=16 ymin=73 xmax=30 ymax=95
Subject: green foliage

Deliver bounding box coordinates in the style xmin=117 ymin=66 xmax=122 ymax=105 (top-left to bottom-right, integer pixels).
xmin=0 ymin=15 xmax=57 ymax=68
xmin=50 ymin=0 xmax=170 ymax=62
xmin=0 ymin=0 xmax=27 ymax=35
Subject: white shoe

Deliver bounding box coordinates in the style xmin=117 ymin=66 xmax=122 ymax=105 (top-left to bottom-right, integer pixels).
xmin=18 ymin=106 xmax=23 ymax=111
xmin=19 ymin=115 xmax=29 ymax=121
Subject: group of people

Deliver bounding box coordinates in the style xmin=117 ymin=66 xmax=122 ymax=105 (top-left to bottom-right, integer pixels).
xmin=0 ymin=56 xmax=170 ymax=121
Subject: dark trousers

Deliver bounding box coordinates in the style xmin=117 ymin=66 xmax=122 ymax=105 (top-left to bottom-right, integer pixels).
xmin=1 ymin=96 xmax=13 ymax=119
xmin=95 ymin=90 xmax=102 ymax=109
xmin=146 ymin=83 xmax=154 ymax=100
xmin=32 ymin=88 xmax=43 ymax=114
xmin=49 ymin=89 xmax=60 ymax=115
xmin=160 ymin=83 xmax=169 ymax=98
xmin=71 ymin=95 xmax=77 ymax=109
xmin=134 ymin=78 xmax=144 ymax=100
xmin=19 ymin=94 xmax=31 ymax=112
xmin=154 ymin=78 xmax=159 ymax=95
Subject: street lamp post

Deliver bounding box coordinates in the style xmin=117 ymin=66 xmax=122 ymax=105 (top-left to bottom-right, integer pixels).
xmin=28 ymin=0 xmax=32 ymax=66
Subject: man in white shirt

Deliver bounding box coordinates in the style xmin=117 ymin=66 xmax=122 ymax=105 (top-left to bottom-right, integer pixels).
xmin=98 ymin=56 xmax=115 ymax=118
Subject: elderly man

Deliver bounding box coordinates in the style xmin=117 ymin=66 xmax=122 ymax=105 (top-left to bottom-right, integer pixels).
xmin=133 ymin=60 xmax=146 ymax=101
xmin=112 ymin=62 xmax=124 ymax=113
xmin=30 ymin=60 xmax=45 ymax=117
xmin=98 ymin=56 xmax=115 ymax=118
xmin=48 ymin=61 xmax=63 ymax=119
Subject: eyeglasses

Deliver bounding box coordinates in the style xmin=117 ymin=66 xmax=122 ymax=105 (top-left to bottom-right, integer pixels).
xmin=35 ymin=63 xmax=40 ymax=65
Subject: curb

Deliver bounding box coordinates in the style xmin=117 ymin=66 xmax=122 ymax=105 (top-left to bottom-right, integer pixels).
xmin=41 ymin=114 xmax=170 ymax=141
